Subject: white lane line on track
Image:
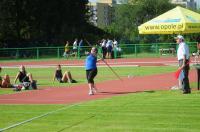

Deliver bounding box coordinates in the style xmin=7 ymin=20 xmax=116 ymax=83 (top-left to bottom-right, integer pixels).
xmin=2 ymin=65 xmax=140 ymax=68
xmin=0 ymin=103 xmax=80 ymax=132
xmin=0 ymin=60 xmax=180 ymax=68
xmin=1 ymin=60 xmax=178 ymax=66
xmin=0 ymin=99 xmax=66 ymax=102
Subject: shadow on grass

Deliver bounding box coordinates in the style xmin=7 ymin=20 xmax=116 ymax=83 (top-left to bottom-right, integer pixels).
xmin=99 ymin=91 xmax=137 ymax=95
xmin=98 ymin=90 xmax=156 ymax=95
xmin=143 ymin=90 xmax=155 ymax=93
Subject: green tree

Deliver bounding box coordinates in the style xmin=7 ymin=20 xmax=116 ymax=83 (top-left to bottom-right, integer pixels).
xmin=107 ymin=0 xmax=175 ymax=43
xmin=0 ymin=0 xmax=105 ymax=48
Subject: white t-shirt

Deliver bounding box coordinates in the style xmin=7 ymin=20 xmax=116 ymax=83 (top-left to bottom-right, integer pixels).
xmin=73 ymin=40 xmax=78 ymax=50
xmin=177 ymin=42 xmax=190 ymax=60
xmin=101 ymin=40 xmax=106 ymax=47
xmin=106 ymin=40 xmax=112 ymax=48
xmin=113 ymin=40 xmax=118 ymax=48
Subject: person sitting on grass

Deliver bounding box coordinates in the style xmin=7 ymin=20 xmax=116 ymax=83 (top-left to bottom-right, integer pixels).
xmin=14 ymin=65 xmax=37 ymax=90
xmin=0 ymin=67 xmax=11 ymax=88
xmin=14 ymin=65 xmax=34 ymax=84
xmin=53 ymin=64 xmax=77 ymax=83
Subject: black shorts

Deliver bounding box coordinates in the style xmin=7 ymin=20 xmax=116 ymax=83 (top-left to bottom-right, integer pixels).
xmin=56 ymin=77 xmax=63 ymax=83
xmin=73 ymin=49 xmax=77 ymax=52
xmin=107 ymin=45 xmax=112 ymax=53
xmin=86 ymin=69 xmax=97 ymax=83
xmin=22 ymin=76 xmax=30 ymax=82
xmin=65 ymin=51 xmax=70 ymax=54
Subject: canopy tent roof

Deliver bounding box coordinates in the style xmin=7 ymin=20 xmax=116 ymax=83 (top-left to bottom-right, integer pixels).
xmin=138 ymin=6 xmax=200 ymax=34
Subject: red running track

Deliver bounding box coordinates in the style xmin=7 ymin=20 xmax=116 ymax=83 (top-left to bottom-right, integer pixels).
xmin=0 ymin=69 xmax=197 ymax=104
xmin=0 ymin=57 xmax=179 ymax=67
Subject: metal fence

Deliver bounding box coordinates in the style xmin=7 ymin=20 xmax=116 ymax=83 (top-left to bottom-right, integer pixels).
xmin=0 ymin=42 xmax=197 ymax=60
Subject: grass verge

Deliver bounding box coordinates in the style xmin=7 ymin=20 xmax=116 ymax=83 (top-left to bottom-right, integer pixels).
xmin=0 ymin=90 xmax=200 ymax=132
xmin=0 ymin=66 xmax=176 ymax=95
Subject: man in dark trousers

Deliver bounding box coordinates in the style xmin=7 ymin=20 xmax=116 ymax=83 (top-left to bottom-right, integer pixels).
xmin=175 ymin=35 xmax=191 ymax=94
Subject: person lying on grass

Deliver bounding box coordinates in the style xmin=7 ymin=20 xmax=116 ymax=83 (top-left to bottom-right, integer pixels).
xmin=53 ymin=64 xmax=77 ymax=83
xmin=0 ymin=67 xmax=11 ymax=88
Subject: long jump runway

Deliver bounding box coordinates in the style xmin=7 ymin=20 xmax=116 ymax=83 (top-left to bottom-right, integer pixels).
xmin=0 ymin=69 xmax=197 ymax=104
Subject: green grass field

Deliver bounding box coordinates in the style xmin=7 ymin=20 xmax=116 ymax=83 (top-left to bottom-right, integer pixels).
xmin=1 ymin=90 xmax=200 ymax=132
xmin=1 ymin=66 xmax=200 ymax=132
xmin=0 ymin=66 xmax=176 ymax=95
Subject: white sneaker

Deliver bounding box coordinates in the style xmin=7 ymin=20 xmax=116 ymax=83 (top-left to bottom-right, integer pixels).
xmin=171 ymin=85 xmax=181 ymax=90
xmin=89 ymin=91 xmax=94 ymax=95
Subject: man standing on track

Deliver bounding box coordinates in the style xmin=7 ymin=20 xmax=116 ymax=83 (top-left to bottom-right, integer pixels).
xmin=175 ymin=35 xmax=191 ymax=94
xmin=85 ymin=47 xmax=103 ymax=95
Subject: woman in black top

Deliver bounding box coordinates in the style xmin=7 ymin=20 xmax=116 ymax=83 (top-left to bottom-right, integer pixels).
xmin=14 ymin=65 xmax=34 ymax=83
xmin=53 ymin=64 xmax=75 ymax=83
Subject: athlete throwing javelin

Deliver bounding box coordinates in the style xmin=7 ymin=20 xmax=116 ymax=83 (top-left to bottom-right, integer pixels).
xmin=85 ymin=47 xmax=103 ymax=95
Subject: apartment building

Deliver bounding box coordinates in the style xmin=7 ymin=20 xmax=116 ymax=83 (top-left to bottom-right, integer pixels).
xmin=171 ymin=0 xmax=197 ymax=9
xmin=88 ymin=0 xmax=128 ymax=27
xmin=97 ymin=0 xmax=113 ymax=27
xmin=195 ymin=0 xmax=200 ymax=9
xmin=89 ymin=0 xmax=200 ymax=27
xmin=88 ymin=2 xmax=98 ymax=26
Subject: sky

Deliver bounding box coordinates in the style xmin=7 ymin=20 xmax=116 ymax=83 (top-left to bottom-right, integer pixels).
xmin=89 ymin=0 xmax=97 ymax=3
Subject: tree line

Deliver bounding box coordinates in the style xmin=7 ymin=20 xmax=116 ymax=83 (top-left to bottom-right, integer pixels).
xmin=1 ymin=0 xmax=200 ymax=48
xmin=105 ymin=0 xmax=200 ymax=44
xmin=0 ymin=0 xmax=107 ymax=48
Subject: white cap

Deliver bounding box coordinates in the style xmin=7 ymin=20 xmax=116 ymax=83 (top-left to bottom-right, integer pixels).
xmin=174 ymin=35 xmax=184 ymax=40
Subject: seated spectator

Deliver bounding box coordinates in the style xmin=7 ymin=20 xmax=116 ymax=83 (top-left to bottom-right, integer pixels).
xmin=14 ymin=65 xmax=34 ymax=83
xmin=14 ymin=65 xmax=37 ymax=89
xmin=0 ymin=67 xmax=11 ymax=88
xmin=53 ymin=64 xmax=77 ymax=83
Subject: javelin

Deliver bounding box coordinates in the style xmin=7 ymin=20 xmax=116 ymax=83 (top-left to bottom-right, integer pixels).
xmin=85 ymin=39 xmax=123 ymax=81
xmin=101 ymin=59 xmax=123 ymax=81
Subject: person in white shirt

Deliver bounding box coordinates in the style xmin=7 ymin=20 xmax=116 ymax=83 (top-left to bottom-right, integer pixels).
xmin=73 ymin=38 xmax=78 ymax=58
xmin=106 ymin=39 xmax=113 ymax=59
xmin=101 ymin=39 xmax=107 ymax=59
xmin=113 ymin=39 xmax=118 ymax=48
xmin=113 ymin=39 xmax=122 ymax=58
xmin=175 ymin=35 xmax=191 ymax=94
